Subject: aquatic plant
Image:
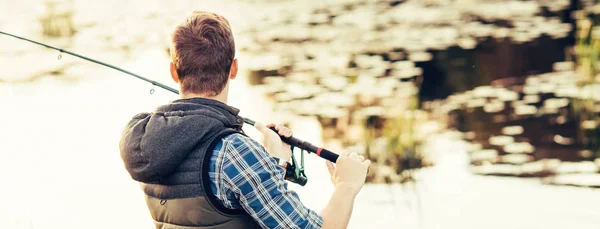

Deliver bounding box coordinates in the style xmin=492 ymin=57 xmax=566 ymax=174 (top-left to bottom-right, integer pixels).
xmin=573 ymin=1 xmax=600 ymax=159
xmin=38 ymin=0 xmax=76 ymax=37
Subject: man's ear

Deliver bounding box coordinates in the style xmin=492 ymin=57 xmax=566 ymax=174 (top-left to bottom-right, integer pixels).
xmin=229 ymin=58 xmax=238 ymax=80
xmin=170 ymin=62 xmax=180 ymax=83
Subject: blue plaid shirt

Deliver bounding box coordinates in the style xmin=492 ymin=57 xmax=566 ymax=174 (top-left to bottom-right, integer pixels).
xmin=209 ymin=133 xmax=324 ymax=229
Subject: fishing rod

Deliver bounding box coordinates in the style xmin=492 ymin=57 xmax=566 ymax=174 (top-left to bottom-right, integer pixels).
xmin=0 ymin=30 xmax=340 ymax=185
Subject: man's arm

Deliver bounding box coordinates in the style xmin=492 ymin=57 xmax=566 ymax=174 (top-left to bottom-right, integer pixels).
xmin=319 ymin=155 xmax=370 ymax=229
xmin=220 ymin=135 xmax=323 ymax=229
xmin=249 ymin=123 xmax=371 ymax=229
xmin=319 ymin=184 xmax=357 ymax=229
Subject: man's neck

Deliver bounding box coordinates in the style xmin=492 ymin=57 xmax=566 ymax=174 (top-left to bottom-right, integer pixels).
xmin=180 ymin=92 xmax=228 ymax=104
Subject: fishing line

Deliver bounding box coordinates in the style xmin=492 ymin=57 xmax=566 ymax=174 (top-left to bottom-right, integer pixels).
xmin=0 ymin=31 xmax=179 ymax=94
xmin=0 ymin=30 xmax=342 ymax=185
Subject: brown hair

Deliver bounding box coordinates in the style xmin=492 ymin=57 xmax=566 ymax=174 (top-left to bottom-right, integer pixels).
xmin=170 ymin=11 xmax=235 ymax=96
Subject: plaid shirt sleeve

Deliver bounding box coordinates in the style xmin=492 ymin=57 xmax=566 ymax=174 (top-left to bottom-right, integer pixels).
xmin=209 ymin=133 xmax=323 ymax=229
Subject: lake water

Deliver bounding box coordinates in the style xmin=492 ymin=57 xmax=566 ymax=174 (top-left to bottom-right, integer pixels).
xmin=1 ymin=0 xmax=600 ymax=228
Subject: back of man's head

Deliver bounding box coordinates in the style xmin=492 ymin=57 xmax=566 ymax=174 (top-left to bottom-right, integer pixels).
xmin=170 ymin=11 xmax=235 ymax=96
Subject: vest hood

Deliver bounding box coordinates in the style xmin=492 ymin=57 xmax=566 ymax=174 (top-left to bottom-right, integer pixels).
xmin=119 ymin=98 xmax=244 ymax=183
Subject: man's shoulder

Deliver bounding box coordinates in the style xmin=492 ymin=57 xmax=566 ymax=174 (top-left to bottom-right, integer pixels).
xmin=222 ymin=132 xmax=252 ymax=144
xmin=216 ymin=133 xmax=269 ymax=160
xmin=219 ymin=133 xmax=263 ymax=152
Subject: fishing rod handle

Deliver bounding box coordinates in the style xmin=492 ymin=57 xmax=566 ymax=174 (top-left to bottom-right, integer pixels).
xmin=242 ymin=117 xmax=339 ymax=162
xmin=268 ymin=127 xmax=339 ymax=163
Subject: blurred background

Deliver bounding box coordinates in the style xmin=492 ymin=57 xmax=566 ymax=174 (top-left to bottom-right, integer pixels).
xmin=1 ymin=0 xmax=600 ymax=228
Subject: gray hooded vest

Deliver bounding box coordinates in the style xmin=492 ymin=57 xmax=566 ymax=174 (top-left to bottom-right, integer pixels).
xmin=119 ymin=98 xmax=261 ymax=229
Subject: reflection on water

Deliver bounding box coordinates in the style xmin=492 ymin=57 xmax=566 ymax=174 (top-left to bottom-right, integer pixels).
xmin=1 ymin=0 xmax=600 ymax=228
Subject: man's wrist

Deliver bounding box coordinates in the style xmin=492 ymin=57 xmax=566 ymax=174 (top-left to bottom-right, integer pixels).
xmin=333 ymin=182 xmax=361 ymax=197
xmin=272 ymin=157 xmax=290 ymax=170
xmin=271 ymin=151 xmax=291 ymax=162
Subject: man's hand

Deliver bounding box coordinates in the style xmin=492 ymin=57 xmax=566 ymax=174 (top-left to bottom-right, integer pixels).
xmin=326 ymin=151 xmax=371 ymax=195
xmin=320 ymin=151 xmax=371 ymax=229
xmin=253 ymin=122 xmax=293 ymax=162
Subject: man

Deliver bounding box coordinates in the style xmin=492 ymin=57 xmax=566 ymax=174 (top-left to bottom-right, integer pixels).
xmin=119 ymin=11 xmax=370 ymax=229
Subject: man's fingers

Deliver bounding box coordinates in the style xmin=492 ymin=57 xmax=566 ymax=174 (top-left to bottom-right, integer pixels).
xmin=326 ymin=161 xmax=335 ymax=176
xmin=273 ymin=123 xmax=292 ymax=138
xmin=255 ymin=122 xmax=277 ymax=134
xmin=253 ymin=121 xmax=268 ymax=132
xmin=280 ymin=128 xmax=293 ymax=138
xmin=256 ymin=122 xmax=292 ymax=137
